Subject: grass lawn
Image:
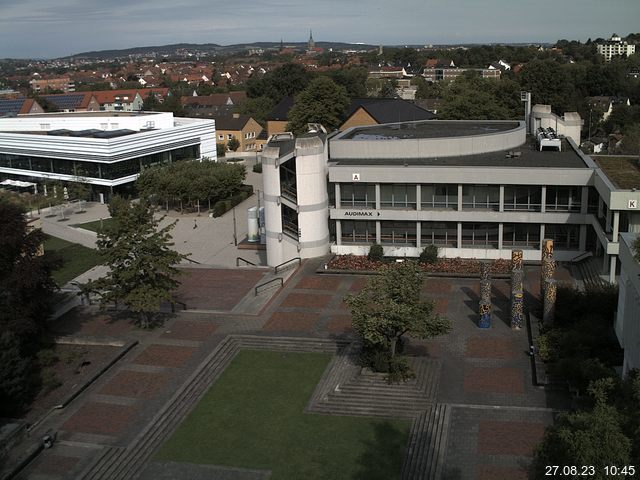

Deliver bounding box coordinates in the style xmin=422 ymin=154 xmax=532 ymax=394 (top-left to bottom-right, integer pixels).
xmin=72 ymin=217 xmax=114 ymax=233
xmin=156 ymin=350 xmax=410 ymax=480
xmin=43 ymin=235 xmax=102 ymax=286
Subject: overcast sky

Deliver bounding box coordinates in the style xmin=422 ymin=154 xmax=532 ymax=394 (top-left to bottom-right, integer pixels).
xmin=1 ymin=0 xmax=639 ymax=59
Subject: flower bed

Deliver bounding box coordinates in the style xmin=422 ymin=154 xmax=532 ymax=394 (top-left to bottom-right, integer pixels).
xmin=327 ymin=255 xmax=511 ymax=275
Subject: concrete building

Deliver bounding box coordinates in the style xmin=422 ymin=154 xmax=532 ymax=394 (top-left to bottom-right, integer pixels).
xmin=422 ymin=67 xmax=501 ymax=82
xmin=615 ymin=233 xmax=640 ymax=376
xmin=261 ymin=106 xmax=640 ymax=282
xmin=597 ymin=34 xmax=636 ymax=62
xmin=29 ymin=77 xmax=75 ymax=93
xmin=0 ymin=111 xmax=216 ymax=197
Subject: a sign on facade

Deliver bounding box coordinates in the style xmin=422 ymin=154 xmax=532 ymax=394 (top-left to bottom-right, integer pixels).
xmin=629 ymin=199 xmax=638 ymax=209
xmin=344 ymin=210 xmax=381 ymax=217
xmin=352 ymin=173 xmax=360 ymax=181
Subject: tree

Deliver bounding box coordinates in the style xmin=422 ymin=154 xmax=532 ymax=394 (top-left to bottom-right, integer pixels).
xmin=246 ymin=63 xmax=314 ymax=103
xmin=620 ymin=123 xmax=640 ymax=155
xmin=227 ymin=137 xmax=240 ymax=152
xmin=534 ymin=378 xmax=632 ymax=479
xmin=286 ymin=77 xmax=350 ymax=134
xmin=216 ymin=142 xmax=226 ymax=158
xmin=345 ymin=262 xmax=451 ymax=361
xmin=82 ymin=197 xmax=188 ymax=328
xmin=0 ymin=199 xmax=58 ymax=341
xmin=238 ymin=96 xmax=275 ymax=126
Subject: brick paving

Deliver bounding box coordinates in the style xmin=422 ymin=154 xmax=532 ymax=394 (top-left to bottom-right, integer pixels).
xmin=161 ymin=319 xmax=218 ymax=341
xmin=174 ymin=268 xmax=266 ymax=310
xmin=464 ymin=366 xmax=526 ymax=394
xmin=98 ymin=370 xmax=172 ymax=399
xmin=62 ymin=402 xmax=139 ymax=437
xmin=263 ymin=311 xmax=320 ymax=332
xmin=18 ymin=259 xmax=572 ymax=480
xmin=477 ymin=421 xmax=546 ymax=456
xmin=132 ymin=344 xmax=196 ymax=368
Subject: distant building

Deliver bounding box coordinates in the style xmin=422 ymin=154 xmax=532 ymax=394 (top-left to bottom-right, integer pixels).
xmin=0 ymin=98 xmax=44 ymax=117
xmin=39 ymin=93 xmax=100 ymax=112
xmin=597 ymin=34 xmax=636 ymax=62
xmin=0 ymin=111 xmax=216 ymax=198
xmin=423 ymin=66 xmax=501 ymax=82
xmin=29 ymin=77 xmax=75 ymax=93
xmin=214 ymin=114 xmax=263 ymax=152
xmin=181 ymin=92 xmax=248 ymax=118
xmin=340 ymin=98 xmax=435 ymax=131
xmin=266 ymin=96 xmax=295 ymax=137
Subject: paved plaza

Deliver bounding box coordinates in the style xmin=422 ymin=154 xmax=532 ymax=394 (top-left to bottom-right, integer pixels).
xmin=12 ymin=258 xmax=569 ymax=480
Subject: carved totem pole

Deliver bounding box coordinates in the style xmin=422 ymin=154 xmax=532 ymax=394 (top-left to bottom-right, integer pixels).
xmin=540 ymin=239 xmax=557 ymax=325
xmin=510 ymin=249 xmax=524 ymax=329
xmin=479 ymin=262 xmax=491 ymax=328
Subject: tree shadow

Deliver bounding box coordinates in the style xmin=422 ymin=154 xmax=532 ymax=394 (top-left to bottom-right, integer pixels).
xmin=490 ymin=282 xmax=511 ymax=327
xmin=353 ymin=421 xmax=408 ymax=480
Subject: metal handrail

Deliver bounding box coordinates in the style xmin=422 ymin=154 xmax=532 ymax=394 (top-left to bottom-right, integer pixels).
xmin=254 ymin=277 xmax=283 ymax=295
xmin=570 ymin=251 xmax=593 ymax=264
xmin=236 ymin=257 xmax=257 ymax=267
xmin=274 ymin=257 xmax=301 ymax=274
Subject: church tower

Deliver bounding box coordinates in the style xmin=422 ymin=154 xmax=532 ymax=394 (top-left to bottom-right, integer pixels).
xmin=308 ymin=30 xmax=315 ymax=50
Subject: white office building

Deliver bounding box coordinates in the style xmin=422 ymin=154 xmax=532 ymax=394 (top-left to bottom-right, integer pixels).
xmin=0 ymin=111 xmax=216 ymax=196
xmin=261 ymin=105 xmax=640 ymax=284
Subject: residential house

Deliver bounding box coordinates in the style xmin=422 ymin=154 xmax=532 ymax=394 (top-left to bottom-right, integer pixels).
xmin=215 ymin=114 xmax=263 ymax=152
xmin=266 ymin=96 xmax=294 ymax=137
xmin=597 ymin=34 xmax=636 ymax=62
xmin=0 ymin=98 xmax=44 ymax=117
xmin=29 ymin=76 xmax=75 ymax=93
xmin=587 ymin=96 xmax=631 ymax=122
xmin=39 ymin=93 xmax=100 ymax=112
xmin=340 ymin=98 xmax=435 ymax=131
xmin=181 ymin=92 xmax=248 ymax=118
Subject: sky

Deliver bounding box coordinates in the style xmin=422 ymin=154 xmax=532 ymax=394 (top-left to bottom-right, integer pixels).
xmin=0 ymin=0 xmax=639 ymax=59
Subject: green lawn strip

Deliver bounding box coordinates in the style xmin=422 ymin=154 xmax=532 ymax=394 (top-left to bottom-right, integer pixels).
xmin=157 ymin=350 xmax=410 ymax=480
xmin=72 ymin=217 xmax=114 ymax=233
xmin=43 ymin=235 xmax=101 ymax=286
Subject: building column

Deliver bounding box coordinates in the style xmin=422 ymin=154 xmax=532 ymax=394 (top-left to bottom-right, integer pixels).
xmin=336 ymin=220 xmax=342 ymax=246
xmin=581 ymin=186 xmax=589 ymax=214
xmin=609 ymin=255 xmax=617 ymax=284
xmin=376 ymin=221 xmax=381 ymax=244
xmin=375 ymin=184 xmax=381 ymax=210
xmin=498 ymin=223 xmax=504 ymax=250
xmin=416 ymin=222 xmax=421 ymax=248
xmin=598 ymin=196 xmax=603 ymax=219
xmin=613 ymin=211 xmax=620 ymax=241
xmin=579 ymin=224 xmax=587 ymax=251
xmin=539 ymin=225 xmax=545 ymax=250
xmin=499 ymin=185 xmax=505 ymax=213
xmin=540 ymin=186 xmax=546 ymax=213
xmin=416 ymin=185 xmax=421 ymax=211
xmin=335 ymin=183 xmax=341 ymax=209
xmin=457 ymin=184 xmax=463 ymax=211
xmin=606 ymin=208 xmax=612 ymax=233
xmin=602 ymin=253 xmax=609 ymax=274
xmin=457 ymin=222 xmax=462 ymax=249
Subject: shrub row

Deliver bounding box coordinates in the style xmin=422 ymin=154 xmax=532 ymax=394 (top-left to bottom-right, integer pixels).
xmin=210 ymin=185 xmax=254 ymax=217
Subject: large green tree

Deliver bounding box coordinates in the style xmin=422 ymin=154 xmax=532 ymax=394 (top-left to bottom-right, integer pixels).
xmin=286 ymin=77 xmax=350 ymax=134
xmin=246 ymin=63 xmax=314 ymax=103
xmin=83 ymin=198 xmax=188 ymax=328
xmin=345 ymin=262 xmax=451 ymax=360
xmin=534 ymin=378 xmax=633 ymax=479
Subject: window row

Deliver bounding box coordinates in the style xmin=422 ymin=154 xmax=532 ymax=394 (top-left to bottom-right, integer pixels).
xmin=338 ymin=183 xmax=591 ymax=212
xmin=340 ymin=221 xmax=580 ymax=250
xmin=0 ymin=145 xmax=199 ymax=180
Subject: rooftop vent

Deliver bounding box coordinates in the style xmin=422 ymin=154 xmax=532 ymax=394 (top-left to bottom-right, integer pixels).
xmin=536 ymin=127 xmax=561 ymax=151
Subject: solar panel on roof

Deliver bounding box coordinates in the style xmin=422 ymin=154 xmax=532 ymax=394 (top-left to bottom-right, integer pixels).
xmin=42 ymin=94 xmax=84 ymax=109
xmin=0 ymin=99 xmax=26 ymax=116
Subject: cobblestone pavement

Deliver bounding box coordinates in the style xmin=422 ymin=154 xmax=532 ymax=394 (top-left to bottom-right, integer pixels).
xmin=15 ymin=260 xmax=570 ymax=480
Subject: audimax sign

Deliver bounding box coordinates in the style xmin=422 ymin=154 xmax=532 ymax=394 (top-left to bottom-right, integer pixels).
xmin=344 ymin=211 xmax=381 ymax=217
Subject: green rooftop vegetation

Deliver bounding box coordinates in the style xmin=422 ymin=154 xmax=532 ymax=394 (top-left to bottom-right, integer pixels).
xmin=593 ymin=156 xmax=640 ymax=190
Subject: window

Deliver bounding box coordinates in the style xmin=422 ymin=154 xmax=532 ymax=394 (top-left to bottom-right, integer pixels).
xmin=281 ymin=204 xmax=299 ymax=239
xmin=218 ymin=135 xmax=224 ymax=140
xmin=380 ymin=184 xmax=417 ymax=209
xmin=546 ymin=186 xmax=581 ymax=212
xmin=279 ymin=158 xmax=297 ymax=202
xmin=545 ymin=224 xmax=580 ymax=250
xmin=502 ymin=223 xmax=540 ymax=248
xmin=227 ymin=134 xmax=233 ymax=140
xmin=421 ymin=184 xmax=457 ymax=209
xmin=462 ymin=185 xmax=500 ymax=210
xmin=380 ymin=221 xmax=417 ymax=245
xmin=341 ymin=220 xmax=376 ymax=244
xmin=421 ymin=222 xmax=457 ymax=247
xmin=504 ymin=186 xmax=542 ymax=211
xmin=40 ymin=124 xmax=50 ymax=130
xmin=461 ymin=223 xmax=499 ymax=248
xmin=340 ymin=183 xmax=376 ymax=208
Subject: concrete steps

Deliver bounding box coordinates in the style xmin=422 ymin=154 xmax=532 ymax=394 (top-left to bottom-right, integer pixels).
xmin=577 ymin=257 xmax=606 ymax=290
xmin=401 ymin=404 xmax=451 ymax=480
